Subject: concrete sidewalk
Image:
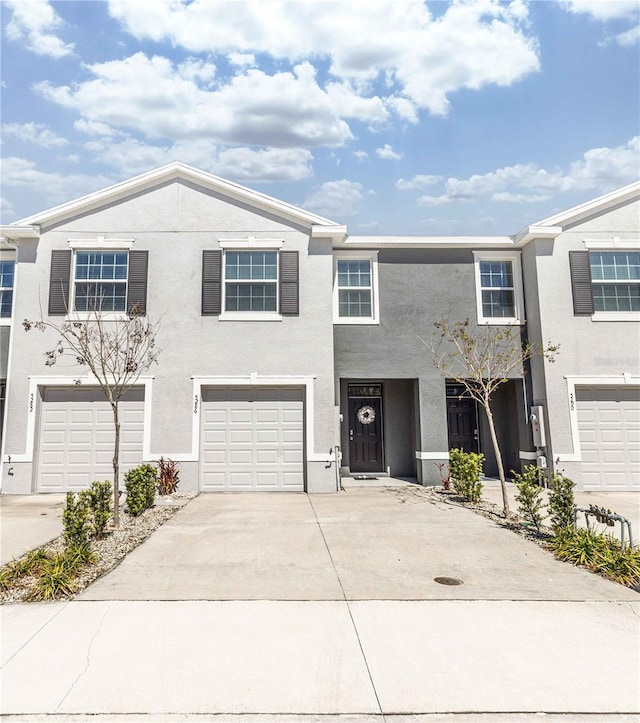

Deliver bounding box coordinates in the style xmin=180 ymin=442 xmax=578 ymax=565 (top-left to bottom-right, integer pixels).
xmin=2 ymin=599 xmax=638 ymax=716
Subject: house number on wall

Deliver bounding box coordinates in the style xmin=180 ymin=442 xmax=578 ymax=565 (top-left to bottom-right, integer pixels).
xmin=29 ymin=393 xmax=34 ymax=412
xmin=570 ymin=393 xmax=575 ymax=411
xmin=194 ymin=394 xmax=199 ymax=414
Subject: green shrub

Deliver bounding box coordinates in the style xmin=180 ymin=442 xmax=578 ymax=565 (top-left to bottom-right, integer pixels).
xmin=157 ymin=456 xmax=180 ymax=495
xmin=62 ymin=491 xmax=91 ymax=551
xmin=512 ymin=465 xmax=546 ymax=533
xmin=548 ymin=473 xmax=576 ymax=533
xmin=449 ymin=448 xmax=485 ymax=503
xmin=551 ymin=527 xmax=640 ymax=589
xmin=86 ymin=480 xmax=112 ymax=537
xmin=124 ymin=463 xmax=157 ymax=516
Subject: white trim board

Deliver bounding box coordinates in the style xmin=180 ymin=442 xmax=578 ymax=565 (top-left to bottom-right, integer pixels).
xmin=3 ymin=376 xmax=155 ymax=465
xmin=557 ymin=374 xmax=640 ymax=463
xmin=188 ymin=375 xmax=333 ymax=464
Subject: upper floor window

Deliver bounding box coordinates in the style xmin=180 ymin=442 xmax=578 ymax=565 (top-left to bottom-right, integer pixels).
xmin=224 ymin=250 xmax=278 ymax=312
xmin=473 ymin=251 xmax=524 ymax=325
xmin=590 ymin=251 xmax=640 ymax=312
xmin=74 ymin=251 xmax=128 ymax=312
xmin=48 ymin=242 xmax=148 ymax=317
xmin=0 ymin=259 xmax=15 ymax=318
xmin=333 ymin=251 xmax=379 ymax=324
xmin=201 ymin=243 xmax=299 ymax=319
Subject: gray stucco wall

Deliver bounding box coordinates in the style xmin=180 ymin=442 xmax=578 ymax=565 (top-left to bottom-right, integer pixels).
xmin=334 ymin=247 xmax=528 ymax=484
xmin=2 ymin=180 xmax=339 ymax=493
xmin=0 ymin=326 xmax=9 ymax=379
xmin=522 ymin=197 xmax=640 ymax=487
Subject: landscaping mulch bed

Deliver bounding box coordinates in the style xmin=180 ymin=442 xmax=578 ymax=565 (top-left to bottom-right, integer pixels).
xmin=1 ymin=493 xmax=196 ymax=604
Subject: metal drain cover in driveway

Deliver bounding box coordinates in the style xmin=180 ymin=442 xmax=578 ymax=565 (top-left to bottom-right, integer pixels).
xmin=434 ymin=576 xmax=464 ymax=586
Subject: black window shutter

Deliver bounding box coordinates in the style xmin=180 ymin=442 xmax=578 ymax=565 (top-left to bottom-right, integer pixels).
xmin=127 ymin=250 xmax=149 ymax=316
xmin=569 ymin=250 xmax=594 ymax=315
xmin=280 ymin=250 xmax=299 ymax=316
xmin=48 ymin=250 xmax=72 ymax=316
xmin=202 ymin=250 xmax=222 ymax=315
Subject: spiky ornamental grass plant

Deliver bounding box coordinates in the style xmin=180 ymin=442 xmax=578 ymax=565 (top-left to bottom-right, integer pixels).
xmin=427 ymin=319 xmax=559 ymax=517
xmin=24 ymin=305 xmax=160 ymax=527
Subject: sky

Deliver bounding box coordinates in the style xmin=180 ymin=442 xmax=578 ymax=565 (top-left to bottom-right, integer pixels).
xmin=1 ymin=0 xmax=639 ymax=235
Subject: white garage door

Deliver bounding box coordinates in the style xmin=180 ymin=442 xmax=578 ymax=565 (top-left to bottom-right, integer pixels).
xmin=37 ymin=387 xmax=145 ymax=492
xmin=200 ymin=387 xmax=304 ymax=491
xmin=576 ymin=386 xmax=640 ymax=491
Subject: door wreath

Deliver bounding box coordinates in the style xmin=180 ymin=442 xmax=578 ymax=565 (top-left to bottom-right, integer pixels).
xmin=357 ymin=405 xmax=376 ymax=425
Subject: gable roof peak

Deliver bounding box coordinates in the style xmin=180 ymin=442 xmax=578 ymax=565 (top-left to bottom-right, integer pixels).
xmin=13 ymin=162 xmax=338 ymax=229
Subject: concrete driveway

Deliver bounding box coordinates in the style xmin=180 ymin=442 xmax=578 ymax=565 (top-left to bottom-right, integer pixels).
xmin=81 ymin=485 xmax=638 ymax=601
xmin=3 ymin=485 xmax=639 ymax=719
xmin=0 ymin=494 xmax=65 ymax=565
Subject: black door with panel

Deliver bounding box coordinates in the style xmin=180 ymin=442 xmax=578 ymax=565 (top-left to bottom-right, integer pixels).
xmin=446 ymin=395 xmax=479 ymax=453
xmin=348 ymin=391 xmax=384 ymax=473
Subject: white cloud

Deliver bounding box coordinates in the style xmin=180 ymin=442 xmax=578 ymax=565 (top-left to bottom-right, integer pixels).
xmin=491 ymin=192 xmax=552 ymax=203
xmin=0 ymin=196 xmax=15 ymax=221
xmin=83 ymin=134 xmax=313 ymax=182
xmin=561 ymin=1 xmax=639 ymax=21
xmin=1 ymin=157 xmax=113 ymax=213
xmin=74 ymin=119 xmax=121 ymax=137
xmin=4 ymin=0 xmax=74 ymax=58
xmin=36 ymin=54 xmax=353 ymax=148
xmin=215 ymin=147 xmax=313 ymax=182
xmin=2 ymin=122 xmax=68 ymax=148
xmin=396 ymin=174 xmax=442 ymax=190
xmin=615 ymin=24 xmax=640 ymax=45
xmin=228 ymin=52 xmax=256 ymax=67
xmin=304 ymin=179 xmax=364 ymax=218
xmin=562 ymin=1 xmax=640 ymax=44
xmin=108 ymin=0 xmax=540 ymax=117
xmin=414 ymin=136 xmax=640 ymax=206
xmin=376 ymin=144 xmax=402 ymax=160
xmin=354 ymin=151 xmax=369 ymax=161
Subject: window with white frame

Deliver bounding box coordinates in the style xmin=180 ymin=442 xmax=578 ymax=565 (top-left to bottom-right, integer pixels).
xmin=333 ymin=252 xmax=379 ymax=323
xmin=224 ymin=250 xmax=278 ymax=312
xmin=0 ymin=259 xmax=15 ymax=318
xmin=73 ymin=251 xmax=129 ymax=312
xmin=590 ymin=251 xmax=640 ymax=312
xmin=473 ymin=251 xmax=524 ymax=324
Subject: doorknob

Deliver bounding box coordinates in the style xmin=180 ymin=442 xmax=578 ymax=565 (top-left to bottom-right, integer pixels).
xmin=349 ymin=429 xmax=354 ymax=441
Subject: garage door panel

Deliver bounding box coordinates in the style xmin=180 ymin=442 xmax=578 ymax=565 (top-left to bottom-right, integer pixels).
xmin=577 ymin=386 xmax=639 ymax=491
xmin=256 ymin=449 xmax=278 ymax=464
xmin=37 ymin=387 xmax=144 ymax=492
xmin=200 ymin=387 xmax=304 ymax=491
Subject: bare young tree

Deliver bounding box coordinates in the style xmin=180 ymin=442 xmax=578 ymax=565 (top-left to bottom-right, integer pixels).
xmin=24 ymin=307 xmax=159 ymax=527
xmin=428 ymin=319 xmax=558 ymax=517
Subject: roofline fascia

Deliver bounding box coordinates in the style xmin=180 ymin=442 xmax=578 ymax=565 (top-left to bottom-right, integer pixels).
xmin=14 ymin=162 xmax=337 ymax=230
xmin=531 ymin=180 xmax=640 ymax=229
xmin=334 ymin=235 xmax=516 ymax=249
xmin=513 ymin=225 xmax=563 ymax=246
xmin=0 ymin=225 xmax=41 ymax=241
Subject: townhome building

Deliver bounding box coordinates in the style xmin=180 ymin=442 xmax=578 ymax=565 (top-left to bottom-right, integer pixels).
xmin=1 ymin=163 xmax=638 ymax=494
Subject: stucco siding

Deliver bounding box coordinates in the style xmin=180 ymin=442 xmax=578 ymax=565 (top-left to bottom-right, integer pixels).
xmin=527 ymin=196 xmax=640 ymax=487
xmin=3 ymin=179 xmax=338 ymax=493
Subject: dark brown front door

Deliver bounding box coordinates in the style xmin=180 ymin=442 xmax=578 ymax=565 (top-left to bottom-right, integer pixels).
xmin=446 ymin=395 xmax=479 ymax=453
xmin=348 ymin=386 xmax=384 ymax=473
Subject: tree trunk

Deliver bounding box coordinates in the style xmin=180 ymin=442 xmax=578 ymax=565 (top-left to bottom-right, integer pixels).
xmin=112 ymin=403 xmax=121 ymax=528
xmin=484 ymin=402 xmax=510 ymax=517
